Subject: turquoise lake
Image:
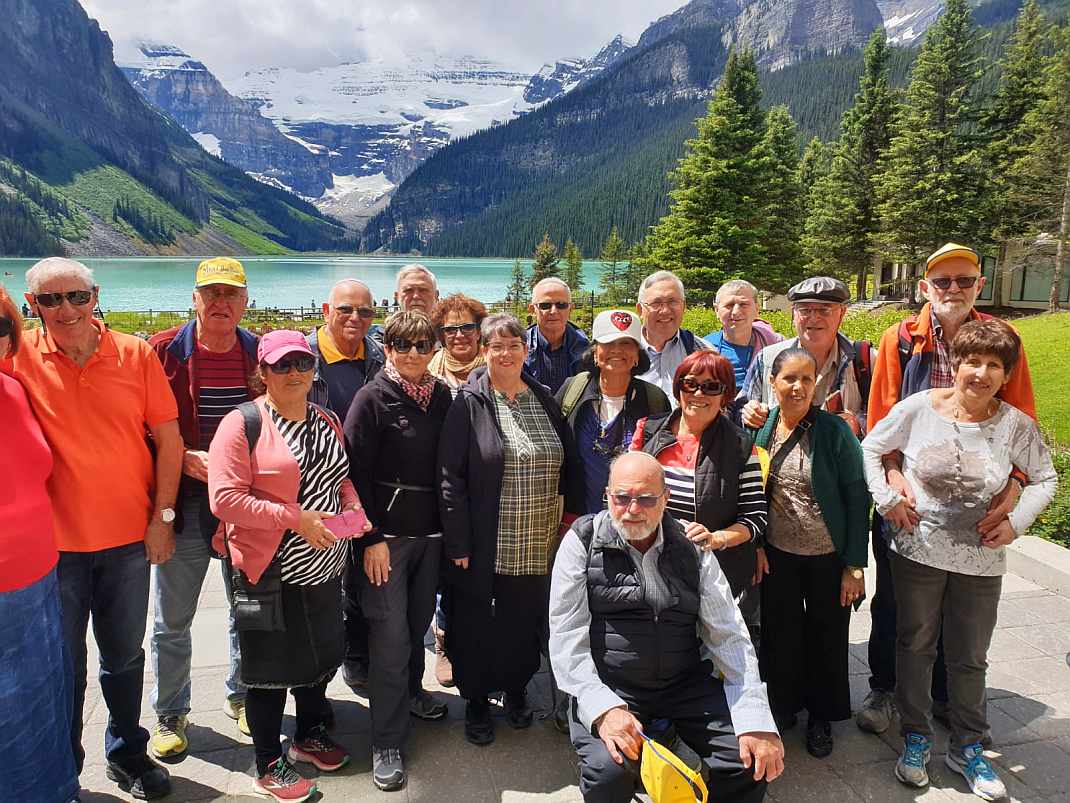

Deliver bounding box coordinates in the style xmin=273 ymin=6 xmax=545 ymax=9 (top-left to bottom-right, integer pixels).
xmin=0 ymin=256 xmax=604 ymax=312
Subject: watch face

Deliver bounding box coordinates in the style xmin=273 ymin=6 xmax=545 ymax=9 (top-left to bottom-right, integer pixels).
xmin=161 ymin=508 xmax=176 ymax=523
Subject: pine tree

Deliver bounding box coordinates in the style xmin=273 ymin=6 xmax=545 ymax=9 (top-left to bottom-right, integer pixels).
xmin=805 ymin=29 xmax=898 ymax=298
xmin=507 ymin=258 xmax=529 ymax=315
xmin=875 ymin=0 xmax=987 ymax=271
xmin=599 ymin=225 xmax=628 ymax=303
xmin=530 ymin=232 xmax=560 ymax=288
xmin=1011 ymin=24 xmax=1070 ymax=312
xmin=797 ymin=137 xmax=832 ymax=207
xmin=759 ymin=105 xmax=806 ymax=292
xmin=562 ymin=238 xmax=584 ymax=293
xmin=641 ymin=49 xmax=771 ymax=295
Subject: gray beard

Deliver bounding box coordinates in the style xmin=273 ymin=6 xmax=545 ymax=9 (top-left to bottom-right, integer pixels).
xmin=611 ymin=512 xmax=659 ymax=542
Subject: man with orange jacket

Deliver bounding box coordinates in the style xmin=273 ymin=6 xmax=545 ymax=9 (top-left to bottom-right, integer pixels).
xmin=856 ymin=243 xmax=1036 ymax=737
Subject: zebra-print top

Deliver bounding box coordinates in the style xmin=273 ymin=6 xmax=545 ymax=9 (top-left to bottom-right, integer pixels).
xmin=269 ymin=405 xmax=350 ymax=585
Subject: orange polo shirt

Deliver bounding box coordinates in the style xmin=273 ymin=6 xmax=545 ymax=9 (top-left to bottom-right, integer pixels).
xmin=5 ymin=321 xmax=178 ymax=552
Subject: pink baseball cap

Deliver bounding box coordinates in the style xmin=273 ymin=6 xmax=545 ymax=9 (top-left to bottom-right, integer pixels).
xmin=257 ymin=329 xmax=314 ymax=365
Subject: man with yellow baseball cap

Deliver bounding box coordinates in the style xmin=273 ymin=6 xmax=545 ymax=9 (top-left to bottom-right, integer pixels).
xmin=146 ymin=257 xmax=258 ymax=757
xmin=856 ymin=242 xmax=1036 ymax=740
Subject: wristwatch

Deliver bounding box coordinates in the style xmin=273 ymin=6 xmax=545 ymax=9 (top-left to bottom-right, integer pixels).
xmin=848 ymin=567 xmax=864 ymax=580
xmin=158 ymin=507 xmax=176 ymax=524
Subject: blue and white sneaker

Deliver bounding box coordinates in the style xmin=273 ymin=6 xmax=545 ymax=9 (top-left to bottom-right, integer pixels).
xmin=895 ymin=732 xmax=932 ymax=787
xmin=946 ymin=743 xmax=1007 ymax=801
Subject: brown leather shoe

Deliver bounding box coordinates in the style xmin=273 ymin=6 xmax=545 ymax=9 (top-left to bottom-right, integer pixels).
xmin=434 ymin=626 xmax=455 ymax=687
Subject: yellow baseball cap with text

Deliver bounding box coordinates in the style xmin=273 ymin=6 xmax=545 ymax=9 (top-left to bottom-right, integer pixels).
xmin=195 ymin=257 xmax=247 ymax=288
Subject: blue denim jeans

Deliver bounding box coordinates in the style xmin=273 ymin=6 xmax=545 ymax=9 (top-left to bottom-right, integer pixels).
xmin=151 ymin=493 xmax=243 ymax=717
xmin=0 ymin=568 xmax=80 ymax=803
xmin=57 ymin=541 xmax=151 ymax=771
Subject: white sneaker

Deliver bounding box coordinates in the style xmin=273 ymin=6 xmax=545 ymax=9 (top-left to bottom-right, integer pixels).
xmin=945 ymin=743 xmax=1007 ymax=801
xmin=895 ymin=732 xmax=931 ymax=788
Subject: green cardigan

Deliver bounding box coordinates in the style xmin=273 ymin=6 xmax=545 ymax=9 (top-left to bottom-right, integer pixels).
xmin=752 ymin=407 xmax=871 ymax=568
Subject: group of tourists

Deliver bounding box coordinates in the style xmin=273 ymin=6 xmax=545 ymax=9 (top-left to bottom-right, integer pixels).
xmin=0 ymin=243 xmax=1058 ymax=803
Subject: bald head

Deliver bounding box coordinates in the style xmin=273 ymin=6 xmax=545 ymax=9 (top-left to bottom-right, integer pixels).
xmin=328 ymin=279 xmax=372 ymax=307
xmin=607 ymin=452 xmax=668 ymax=542
xmin=609 ymin=451 xmax=665 ymax=491
xmin=324 ymin=278 xmax=374 ymax=355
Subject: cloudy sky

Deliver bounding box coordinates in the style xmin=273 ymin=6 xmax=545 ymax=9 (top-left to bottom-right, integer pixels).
xmin=80 ymin=0 xmax=687 ymax=82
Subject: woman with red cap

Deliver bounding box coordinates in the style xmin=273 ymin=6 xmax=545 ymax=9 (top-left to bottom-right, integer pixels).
xmin=209 ymin=329 xmax=370 ymax=802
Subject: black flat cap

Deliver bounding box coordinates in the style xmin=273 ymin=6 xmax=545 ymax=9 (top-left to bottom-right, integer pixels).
xmin=787 ymin=276 xmax=850 ymax=304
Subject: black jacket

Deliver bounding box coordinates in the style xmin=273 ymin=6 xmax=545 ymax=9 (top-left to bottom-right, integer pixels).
xmin=555 ymin=371 xmax=671 ymax=431
xmin=343 ymin=371 xmax=453 ymax=546
xmin=638 ymin=410 xmax=760 ymax=597
xmin=439 ymin=367 xmax=585 ymax=602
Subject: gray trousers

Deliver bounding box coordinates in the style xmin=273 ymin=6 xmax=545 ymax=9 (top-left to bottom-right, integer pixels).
xmin=890 ymin=552 xmax=1002 ymax=748
xmin=360 ymin=536 xmax=442 ymax=749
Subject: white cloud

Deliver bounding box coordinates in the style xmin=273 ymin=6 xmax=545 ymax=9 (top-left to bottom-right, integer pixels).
xmin=81 ymin=0 xmax=686 ymax=82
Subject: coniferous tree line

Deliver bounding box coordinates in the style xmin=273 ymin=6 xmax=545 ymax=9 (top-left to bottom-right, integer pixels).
xmin=0 ymin=160 xmax=73 ymax=220
xmin=0 ymin=194 xmax=65 ymax=256
xmin=112 ymin=197 xmax=176 ymax=245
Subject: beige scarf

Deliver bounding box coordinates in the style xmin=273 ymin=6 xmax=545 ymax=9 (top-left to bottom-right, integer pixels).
xmin=429 ymin=347 xmax=485 ymax=388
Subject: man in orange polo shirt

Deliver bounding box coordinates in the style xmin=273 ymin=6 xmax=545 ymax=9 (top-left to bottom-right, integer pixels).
xmin=856 ymin=243 xmax=1036 ymax=738
xmin=10 ymin=258 xmax=183 ymax=801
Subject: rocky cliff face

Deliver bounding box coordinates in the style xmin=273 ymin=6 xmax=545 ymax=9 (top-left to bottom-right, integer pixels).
xmin=876 ymin=0 xmax=944 ymax=43
xmin=523 ymin=35 xmax=635 ymax=104
xmin=120 ymin=45 xmax=333 ymax=198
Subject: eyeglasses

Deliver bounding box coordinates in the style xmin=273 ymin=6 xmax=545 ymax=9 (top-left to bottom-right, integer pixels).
xmin=794 ymin=304 xmax=838 ymax=318
xmin=641 ymin=299 xmax=682 ymax=311
xmin=536 ymin=301 xmax=570 ymax=311
xmin=267 ymin=355 xmax=316 ymax=374
xmin=928 ymin=276 xmax=979 ymax=290
xmin=487 ymin=342 xmax=525 ymax=355
xmin=439 ymin=322 xmax=479 ymax=336
xmin=680 ymin=377 xmax=727 ymax=396
xmin=197 ymin=286 xmax=245 ymax=301
xmin=34 ymin=290 xmax=94 ymax=308
xmin=0 ymin=317 xmax=14 ymax=338
xmin=606 ymin=491 xmax=665 ymax=509
xmin=390 ymin=338 xmax=435 ymax=354
xmin=334 ymin=305 xmax=375 ymax=319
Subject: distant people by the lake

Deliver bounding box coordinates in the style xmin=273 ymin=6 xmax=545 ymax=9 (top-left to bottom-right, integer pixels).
xmin=703 ymin=279 xmax=783 ymax=389
xmin=525 ymin=277 xmax=589 ymax=395
xmin=634 ymin=270 xmax=713 ymax=403
xmin=147 ymin=257 xmax=257 ymax=760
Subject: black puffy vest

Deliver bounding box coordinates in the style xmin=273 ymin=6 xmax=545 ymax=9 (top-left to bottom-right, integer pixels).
xmin=575 ymin=512 xmax=702 ymax=700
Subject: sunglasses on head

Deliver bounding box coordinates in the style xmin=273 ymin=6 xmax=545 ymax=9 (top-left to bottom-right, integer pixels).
xmin=439 ymin=322 xmax=479 ymax=336
xmin=928 ymin=276 xmax=979 ymax=290
xmin=680 ymin=377 xmax=727 ymax=396
xmin=390 ymin=338 xmax=435 ymax=354
xmin=334 ymin=304 xmax=375 ymax=319
xmin=536 ymin=301 xmax=570 ymax=311
xmin=605 ymin=492 xmax=664 ymax=509
xmin=0 ymin=317 xmax=14 ymax=338
xmin=34 ymin=289 xmax=94 ymax=308
xmin=267 ymin=354 xmax=316 ymax=374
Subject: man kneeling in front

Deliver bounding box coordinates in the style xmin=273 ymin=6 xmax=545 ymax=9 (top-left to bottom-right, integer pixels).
xmin=549 ymin=452 xmax=784 ymax=802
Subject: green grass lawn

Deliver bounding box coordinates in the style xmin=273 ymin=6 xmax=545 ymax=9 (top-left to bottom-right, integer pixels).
xmin=1014 ymin=313 xmax=1070 ymax=446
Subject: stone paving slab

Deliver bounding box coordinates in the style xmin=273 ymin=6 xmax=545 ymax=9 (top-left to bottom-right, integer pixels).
xmin=74 ymin=567 xmax=1070 ymax=803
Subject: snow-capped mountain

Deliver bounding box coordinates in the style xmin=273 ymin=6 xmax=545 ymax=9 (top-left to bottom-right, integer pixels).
xmin=523 ymin=35 xmax=635 ymax=104
xmin=876 ymin=0 xmax=944 ymax=44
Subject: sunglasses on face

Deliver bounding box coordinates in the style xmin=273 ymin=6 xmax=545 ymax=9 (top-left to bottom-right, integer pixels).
xmin=0 ymin=317 xmax=14 ymax=338
xmin=680 ymin=377 xmax=726 ymax=396
xmin=390 ymin=338 xmax=435 ymax=354
xmin=34 ymin=289 xmax=94 ymax=308
xmin=536 ymin=301 xmax=570 ymax=311
xmin=606 ymin=492 xmax=664 ymax=509
xmin=439 ymin=322 xmax=478 ymax=336
xmin=334 ymin=305 xmax=375 ymax=319
xmin=928 ymin=276 xmax=979 ymax=290
xmin=267 ymin=355 xmax=316 ymax=374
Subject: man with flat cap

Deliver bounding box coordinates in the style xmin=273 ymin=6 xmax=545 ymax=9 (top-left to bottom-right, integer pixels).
xmin=740 ymin=276 xmax=872 ymax=437
xmin=855 ymin=243 xmax=1036 ymax=738
xmin=148 ymin=257 xmax=258 ymax=757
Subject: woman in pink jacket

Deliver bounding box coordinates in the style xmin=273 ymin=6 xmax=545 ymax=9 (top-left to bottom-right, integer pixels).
xmin=209 ymin=330 xmax=369 ymax=803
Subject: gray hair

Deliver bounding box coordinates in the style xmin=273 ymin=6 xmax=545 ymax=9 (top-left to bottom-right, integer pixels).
xmin=715 ymin=279 xmax=759 ymax=303
xmin=531 ymin=277 xmax=571 ymax=301
xmin=396 ymin=264 xmax=438 ymax=291
xmin=479 ymin=312 xmax=525 ymax=346
xmin=26 ymin=257 xmax=95 ymax=294
xmin=638 ymin=270 xmax=685 ymax=304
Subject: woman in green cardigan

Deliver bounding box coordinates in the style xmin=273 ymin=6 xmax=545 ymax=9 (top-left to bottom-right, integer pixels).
xmin=752 ymin=347 xmax=871 ymax=759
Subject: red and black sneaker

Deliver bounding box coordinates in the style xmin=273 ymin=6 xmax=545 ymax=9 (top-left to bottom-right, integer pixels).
xmin=252 ymin=756 xmax=316 ymax=802
xmin=288 ymin=724 xmax=351 ymax=772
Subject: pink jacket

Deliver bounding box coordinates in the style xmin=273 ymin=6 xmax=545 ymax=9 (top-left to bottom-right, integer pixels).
xmin=208 ymin=397 xmax=358 ymax=583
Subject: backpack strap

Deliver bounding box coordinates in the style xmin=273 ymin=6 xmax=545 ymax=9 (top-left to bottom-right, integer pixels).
xmin=852 ymin=340 xmax=873 ymax=404
xmin=680 ymin=329 xmax=698 ymax=355
xmin=236 ymin=401 xmax=262 ymax=455
xmin=559 ymin=372 xmax=592 ymax=419
xmin=896 ymin=318 xmax=917 ymax=373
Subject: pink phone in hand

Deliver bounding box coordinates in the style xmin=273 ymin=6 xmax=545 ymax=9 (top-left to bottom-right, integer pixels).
xmin=322 ymin=509 xmax=368 ymax=539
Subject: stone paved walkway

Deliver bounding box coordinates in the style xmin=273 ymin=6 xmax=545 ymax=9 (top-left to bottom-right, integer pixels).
xmin=76 ymin=561 xmax=1070 ymax=803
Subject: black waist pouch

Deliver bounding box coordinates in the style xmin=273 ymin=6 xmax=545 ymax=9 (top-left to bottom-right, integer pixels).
xmin=229 ymin=557 xmax=286 ymax=633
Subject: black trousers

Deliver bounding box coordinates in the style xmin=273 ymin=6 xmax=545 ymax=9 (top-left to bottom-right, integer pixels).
xmin=246 ymin=680 xmax=329 ymax=775
xmin=569 ymin=670 xmax=765 ymax=803
xmin=759 ymin=545 xmax=851 ymax=722
xmin=343 ymin=548 xmax=369 ymax=666
xmin=869 ymin=521 xmax=948 ymax=701
xmin=447 ymin=573 xmax=546 ymax=700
